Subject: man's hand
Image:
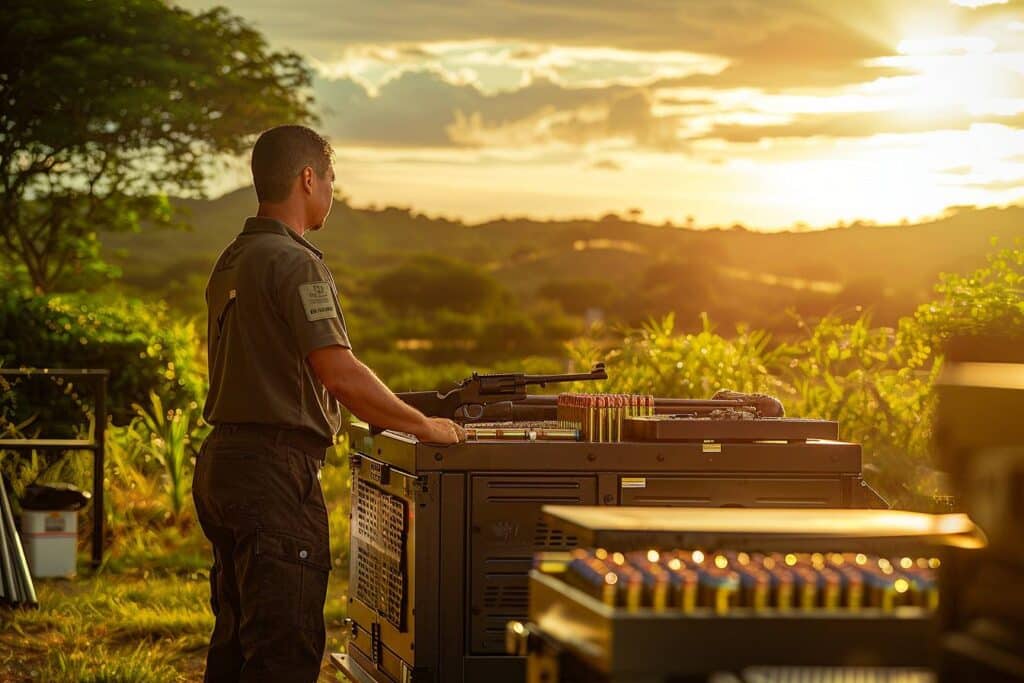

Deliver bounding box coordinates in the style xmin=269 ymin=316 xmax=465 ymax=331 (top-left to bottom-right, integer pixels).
xmin=309 ymin=346 xmax=468 ymax=443
xmin=414 ymin=417 xmax=466 ymax=445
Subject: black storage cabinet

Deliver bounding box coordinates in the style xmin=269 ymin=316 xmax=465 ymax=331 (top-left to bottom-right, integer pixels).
xmin=333 ymin=422 xmax=882 ymax=683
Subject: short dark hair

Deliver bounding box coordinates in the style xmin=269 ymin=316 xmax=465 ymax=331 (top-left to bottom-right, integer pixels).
xmin=251 ymin=125 xmax=333 ymax=202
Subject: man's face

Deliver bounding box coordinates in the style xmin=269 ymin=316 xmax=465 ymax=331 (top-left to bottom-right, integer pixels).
xmin=308 ymin=164 xmax=335 ymax=232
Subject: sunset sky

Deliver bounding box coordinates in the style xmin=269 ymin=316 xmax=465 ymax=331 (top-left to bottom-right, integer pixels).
xmin=179 ymin=0 xmax=1024 ymax=229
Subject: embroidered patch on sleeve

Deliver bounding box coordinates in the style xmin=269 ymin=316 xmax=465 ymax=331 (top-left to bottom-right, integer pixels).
xmin=298 ymin=282 xmax=338 ymax=321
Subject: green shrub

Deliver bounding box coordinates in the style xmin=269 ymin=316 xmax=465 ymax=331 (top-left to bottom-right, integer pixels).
xmin=567 ymin=242 xmax=1023 ymax=509
xmin=913 ymin=240 xmax=1024 ymax=340
xmin=567 ymin=313 xmax=786 ymax=398
xmin=0 ymin=288 xmax=206 ymax=425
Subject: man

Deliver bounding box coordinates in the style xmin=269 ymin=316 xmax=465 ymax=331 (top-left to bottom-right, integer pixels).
xmin=193 ymin=124 xmax=464 ymax=682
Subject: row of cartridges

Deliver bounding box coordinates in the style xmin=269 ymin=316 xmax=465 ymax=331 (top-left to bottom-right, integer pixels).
xmin=549 ymin=549 xmax=940 ymax=614
xmin=556 ymin=393 xmax=655 ymax=442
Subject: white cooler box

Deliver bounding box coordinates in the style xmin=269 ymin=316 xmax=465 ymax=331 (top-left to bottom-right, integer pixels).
xmin=21 ymin=509 xmax=78 ymax=578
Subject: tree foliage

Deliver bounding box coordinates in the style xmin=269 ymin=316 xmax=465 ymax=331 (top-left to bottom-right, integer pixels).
xmin=370 ymin=254 xmax=504 ymax=313
xmin=0 ymin=288 xmax=206 ymax=425
xmin=568 ymin=242 xmax=1024 ymax=508
xmin=912 ymin=240 xmax=1024 ymax=340
xmin=0 ymin=0 xmax=315 ymax=291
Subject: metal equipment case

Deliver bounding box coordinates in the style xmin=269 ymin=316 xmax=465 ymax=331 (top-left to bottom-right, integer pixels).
xmin=512 ymin=506 xmax=984 ymax=683
xmin=935 ymin=337 xmax=1024 ymax=681
xmin=333 ymin=420 xmax=883 ymax=683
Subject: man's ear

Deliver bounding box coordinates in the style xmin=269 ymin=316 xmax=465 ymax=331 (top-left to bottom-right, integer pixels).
xmin=301 ymin=166 xmax=314 ymax=195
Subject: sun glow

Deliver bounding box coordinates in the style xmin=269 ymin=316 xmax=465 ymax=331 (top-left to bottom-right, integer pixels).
xmin=950 ymin=0 xmax=1008 ymax=7
xmin=203 ymin=0 xmax=1024 ymax=228
xmin=875 ymin=24 xmax=1016 ymax=103
xmin=897 ymin=36 xmax=995 ymax=55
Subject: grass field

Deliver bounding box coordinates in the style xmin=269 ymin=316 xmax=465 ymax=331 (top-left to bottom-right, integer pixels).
xmin=1 ymin=449 xmax=354 ymax=682
xmin=0 ymin=567 xmax=350 ymax=682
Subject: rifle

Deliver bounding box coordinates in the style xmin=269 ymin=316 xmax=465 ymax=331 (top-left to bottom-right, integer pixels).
xmin=394 ymin=363 xmax=607 ymax=423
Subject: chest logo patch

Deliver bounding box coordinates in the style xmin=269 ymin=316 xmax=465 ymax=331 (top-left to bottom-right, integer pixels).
xmin=299 ymin=281 xmax=337 ymax=321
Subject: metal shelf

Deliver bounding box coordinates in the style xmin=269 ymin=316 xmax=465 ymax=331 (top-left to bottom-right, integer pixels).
xmin=0 ymin=439 xmax=98 ymax=450
xmin=0 ymin=368 xmax=108 ymax=568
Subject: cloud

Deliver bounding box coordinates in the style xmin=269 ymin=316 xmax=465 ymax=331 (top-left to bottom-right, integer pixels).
xmin=591 ymin=159 xmax=624 ymax=171
xmin=940 ymin=164 xmax=974 ymax=174
xmin=963 ymin=176 xmax=1024 ymax=190
xmin=315 ymin=61 xmax=1024 ymax=151
xmin=664 ymin=61 xmax=910 ymax=90
xmin=316 ymin=68 xmax=680 ymax=149
xmin=179 ymin=0 xmax=906 ymax=64
xmin=316 ymin=70 xmax=480 ymax=147
xmin=183 ymin=0 xmax=1024 ymax=155
xmin=547 ymin=92 xmax=686 ymax=150
xmin=704 ymin=108 xmax=1024 ymax=142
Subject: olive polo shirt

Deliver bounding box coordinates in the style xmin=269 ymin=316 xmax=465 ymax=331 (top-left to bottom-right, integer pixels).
xmin=203 ymin=216 xmax=351 ymax=441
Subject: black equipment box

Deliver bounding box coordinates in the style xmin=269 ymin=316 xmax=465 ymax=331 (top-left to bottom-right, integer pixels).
xmin=333 ymin=416 xmax=886 ymax=683
xmin=510 ymin=506 xmax=984 ymax=683
xmin=935 ymin=336 xmax=1024 ymax=681
xmin=622 ymin=415 xmax=838 ymax=442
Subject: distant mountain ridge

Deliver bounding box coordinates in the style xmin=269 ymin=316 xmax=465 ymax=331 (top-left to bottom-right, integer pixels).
xmin=102 ymin=186 xmax=1024 ymax=323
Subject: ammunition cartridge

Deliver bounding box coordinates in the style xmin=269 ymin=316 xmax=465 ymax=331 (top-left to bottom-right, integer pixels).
xmin=817 ymin=567 xmax=842 ymax=610
xmin=614 ymin=567 xmax=643 ymax=611
xmin=667 ymin=565 xmax=698 ymax=613
xmin=617 ymin=394 xmax=624 ymax=441
xmin=586 ymin=394 xmax=595 ymax=442
xmin=600 ymin=569 xmax=619 ymax=606
xmin=565 ymin=555 xmax=601 ymax=595
xmin=738 ymin=568 xmax=770 ymax=611
xmin=768 ymin=567 xmax=795 ymax=610
xmin=637 ymin=565 xmax=670 ymax=611
xmin=910 ymin=572 xmax=939 ymax=610
xmin=861 ymin=569 xmax=899 ymax=611
xmin=605 ymin=394 xmax=611 ymax=442
xmin=793 ymin=567 xmax=818 ymax=611
xmin=574 ymin=393 xmax=580 ymax=432
xmin=698 ymin=568 xmax=739 ymax=614
xmin=837 ymin=566 xmax=864 ymax=610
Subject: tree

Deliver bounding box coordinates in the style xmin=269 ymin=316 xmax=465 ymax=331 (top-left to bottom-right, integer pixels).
xmin=371 ymin=254 xmax=505 ymax=314
xmin=0 ymin=0 xmax=315 ymax=291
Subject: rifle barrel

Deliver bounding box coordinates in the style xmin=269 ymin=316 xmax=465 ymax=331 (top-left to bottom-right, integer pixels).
xmin=523 ymin=374 xmax=598 ymax=385
xmin=521 ymin=366 xmax=608 ymax=385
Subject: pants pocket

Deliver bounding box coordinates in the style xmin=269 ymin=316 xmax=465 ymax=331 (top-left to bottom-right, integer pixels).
xmin=255 ymin=527 xmax=330 ymax=634
xmin=286 ymin=448 xmax=325 ymax=511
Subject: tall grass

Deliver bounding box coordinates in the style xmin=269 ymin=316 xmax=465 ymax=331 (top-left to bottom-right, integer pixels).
xmin=133 ymin=392 xmax=204 ymax=523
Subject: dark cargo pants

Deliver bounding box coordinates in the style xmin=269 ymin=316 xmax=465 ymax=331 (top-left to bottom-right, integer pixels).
xmin=192 ymin=424 xmax=332 ymax=683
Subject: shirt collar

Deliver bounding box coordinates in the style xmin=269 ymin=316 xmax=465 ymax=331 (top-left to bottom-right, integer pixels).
xmin=241 ymin=216 xmax=324 ymax=259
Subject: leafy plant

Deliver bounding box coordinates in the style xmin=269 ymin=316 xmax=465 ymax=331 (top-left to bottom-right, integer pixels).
xmin=567 ymin=243 xmax=1024 ymax=509
xmin=133 ymin=393 xmax=206 ymax=522
xmin=0 ymin=288 xmax=206 ymax=424
xmin=568 ymin=313 xmax=786 ymax=398
xmin=913 ymin=239 xmax=1024 ymax=340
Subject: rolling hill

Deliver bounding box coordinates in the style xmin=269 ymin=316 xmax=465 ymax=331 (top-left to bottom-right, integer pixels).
xmin=102 ymin=187 xmax=1024 ymax=333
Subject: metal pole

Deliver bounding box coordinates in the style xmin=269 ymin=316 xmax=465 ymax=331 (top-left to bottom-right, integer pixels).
xmin=0 ymin=480 xmax=17 ymax=604
xmin=91 ymin=373 xmax=107 ymax=569
xmin=0 ymin=476 xmax=36 ymax=606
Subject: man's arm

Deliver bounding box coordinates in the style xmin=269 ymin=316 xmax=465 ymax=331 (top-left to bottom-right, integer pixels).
xmin=308 ymin=345 xmax=463 ymax=444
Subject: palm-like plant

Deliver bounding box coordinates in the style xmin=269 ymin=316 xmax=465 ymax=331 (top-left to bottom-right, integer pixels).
xmin=133 ymin=392 xmax=202 ymax=522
